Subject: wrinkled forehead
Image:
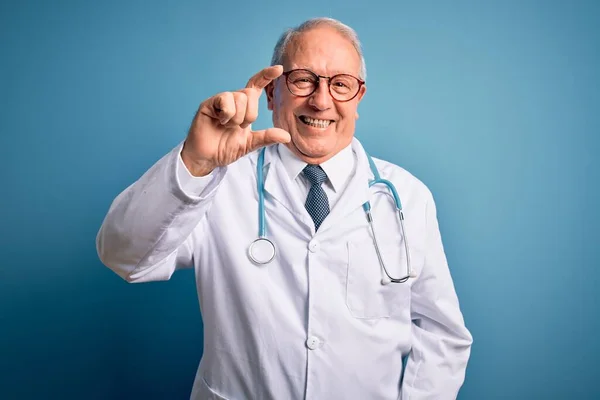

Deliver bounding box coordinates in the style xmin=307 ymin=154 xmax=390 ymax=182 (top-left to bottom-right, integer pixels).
xmin=283 ymin=27 xmax=361 ymax=77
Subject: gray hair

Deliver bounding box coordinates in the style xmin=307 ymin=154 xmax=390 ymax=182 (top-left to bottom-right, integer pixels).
xmin=270 ymin=17 xmax=367 ymax=81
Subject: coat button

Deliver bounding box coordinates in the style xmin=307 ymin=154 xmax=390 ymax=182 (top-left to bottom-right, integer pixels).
xmin=308 ymin=240 xmax=320 ymax=253
xmin=306 ymin=336 xmax=322 ymax=350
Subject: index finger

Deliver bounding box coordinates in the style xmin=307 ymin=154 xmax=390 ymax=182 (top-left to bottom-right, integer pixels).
xmin=245 ymin=65 xmax=284 ymax=90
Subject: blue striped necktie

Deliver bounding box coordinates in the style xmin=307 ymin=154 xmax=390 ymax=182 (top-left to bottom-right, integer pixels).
xmin=303 ymin=164 xmax=330 ymax=231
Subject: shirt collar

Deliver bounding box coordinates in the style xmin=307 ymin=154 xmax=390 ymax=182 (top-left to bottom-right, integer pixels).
xmin=277 ymin=142 xmax=355 ymax=193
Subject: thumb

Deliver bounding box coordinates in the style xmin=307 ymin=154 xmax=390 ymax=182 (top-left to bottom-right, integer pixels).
xmin=249 ymin=128 xmax=291 ymax=151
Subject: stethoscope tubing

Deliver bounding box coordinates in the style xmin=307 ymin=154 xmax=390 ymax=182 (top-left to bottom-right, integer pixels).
xmin=250 ymin=147 xmax=416 ymax=283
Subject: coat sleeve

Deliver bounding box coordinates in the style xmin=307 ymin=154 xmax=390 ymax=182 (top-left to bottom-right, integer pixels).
xmin=96 ymin=142 xmax=227 ymax=283
xmin=401 ymin=190 xmax=473 ymax=399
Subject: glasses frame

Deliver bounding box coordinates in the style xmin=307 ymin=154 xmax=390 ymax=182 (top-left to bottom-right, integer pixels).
xmin=282 ymin=69 xmax=365 ymax=102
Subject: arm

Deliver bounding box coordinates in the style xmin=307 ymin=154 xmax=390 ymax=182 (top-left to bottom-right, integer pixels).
xmin=401 ymin=191 xmax=473 ymax=399
xmin=96 ymin=65 xmax=290 ymax=283
xmin=96 ymin=143 xmax=226 ymax=283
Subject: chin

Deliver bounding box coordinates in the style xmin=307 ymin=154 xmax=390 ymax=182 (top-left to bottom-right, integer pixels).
xmin=291 ymin=134 xmax=337 ymax=160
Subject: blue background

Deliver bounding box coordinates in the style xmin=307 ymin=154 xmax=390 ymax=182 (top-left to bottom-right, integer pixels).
xmin=1 ymin=0 xmax=599 ymax=398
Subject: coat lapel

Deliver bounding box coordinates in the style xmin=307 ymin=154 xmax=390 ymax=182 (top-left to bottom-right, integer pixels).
xmin=252 ymin=145 xmax=314 ymax=232
xmin=316 ymin=139 xmax=373 ymax=234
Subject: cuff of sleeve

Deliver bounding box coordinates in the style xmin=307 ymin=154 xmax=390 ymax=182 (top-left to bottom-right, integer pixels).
xmin=177 ymin=149 xmax=215 ymax=191
xmin=169 ymin=142 xmax=227 ymax=204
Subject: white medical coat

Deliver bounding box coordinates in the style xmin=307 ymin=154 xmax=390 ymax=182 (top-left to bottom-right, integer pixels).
xmin=96 ymin=137 xmax=472 ymax=400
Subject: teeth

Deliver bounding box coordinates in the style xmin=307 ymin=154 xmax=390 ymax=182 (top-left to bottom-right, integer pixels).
xmin=301 ymin=116 xmax=331 ymax=129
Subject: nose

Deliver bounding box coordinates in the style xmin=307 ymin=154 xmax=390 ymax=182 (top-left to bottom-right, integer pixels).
xmin=308 ymin=79 xmax=333 ymax=110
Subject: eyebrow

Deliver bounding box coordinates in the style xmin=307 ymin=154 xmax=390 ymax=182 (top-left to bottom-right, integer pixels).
xmin=295 ymin=66 xmax=356 ymax=76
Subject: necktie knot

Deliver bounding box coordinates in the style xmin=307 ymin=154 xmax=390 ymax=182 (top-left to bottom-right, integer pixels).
xmin=303 ymin=164 xmax=327 ymax=186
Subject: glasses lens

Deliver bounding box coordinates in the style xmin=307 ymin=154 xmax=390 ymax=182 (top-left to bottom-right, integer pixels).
xmin=330 ymin=74 xmax=360 ymax=101
xmin=287 ymin=70 xmax=317 ymax=96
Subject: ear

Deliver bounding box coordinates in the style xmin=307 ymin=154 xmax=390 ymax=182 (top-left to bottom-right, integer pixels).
xmin=355 ymin=84 xmax=367 ymax=119
xmin=265 ymin=82 xmax=275 ymax=111
xmin=357 ymin=84 xmax=367 ymax=103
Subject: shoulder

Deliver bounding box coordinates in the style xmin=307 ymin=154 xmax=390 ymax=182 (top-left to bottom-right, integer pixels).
xmin=369 ymin=154 xmax=435 ymax=203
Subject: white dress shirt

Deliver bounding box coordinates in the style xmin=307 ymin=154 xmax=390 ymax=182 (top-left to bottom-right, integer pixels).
xmin=98 ymin=137 xmax=473 ymax=400
xmin=276 ymin=143 xmax=355 ymax=212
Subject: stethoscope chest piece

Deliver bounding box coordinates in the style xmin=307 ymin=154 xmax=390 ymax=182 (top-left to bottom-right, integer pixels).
xmin=248 ymin=237 xmax=276 ymax=265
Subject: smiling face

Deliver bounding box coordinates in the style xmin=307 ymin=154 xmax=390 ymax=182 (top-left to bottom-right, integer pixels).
xmin=266 ymin=26 xmax=367 ymax=164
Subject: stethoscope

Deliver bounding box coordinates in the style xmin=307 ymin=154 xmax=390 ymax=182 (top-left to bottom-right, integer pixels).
xmin=248 ymin=147 xmax=417 ymax=285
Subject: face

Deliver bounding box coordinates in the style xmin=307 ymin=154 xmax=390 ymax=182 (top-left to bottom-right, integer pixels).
xmin=266 ymin=26 xmax=367 ymax=164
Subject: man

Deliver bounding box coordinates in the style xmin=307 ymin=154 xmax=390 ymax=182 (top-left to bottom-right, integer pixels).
xmin=97 ymin=17 xmax=472 ymax=400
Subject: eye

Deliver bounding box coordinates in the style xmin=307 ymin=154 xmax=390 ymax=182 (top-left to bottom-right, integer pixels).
xmin=330 ymin=76 xmax=355 ymax=94
xmin=333 ymin=81 xmax=349 ymax=88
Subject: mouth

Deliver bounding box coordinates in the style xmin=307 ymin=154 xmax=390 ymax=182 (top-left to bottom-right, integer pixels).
xmin=298 ymin=115 xmax=334 ymax=129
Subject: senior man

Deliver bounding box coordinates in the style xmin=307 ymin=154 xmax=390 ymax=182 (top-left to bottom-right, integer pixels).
xmin=97 ymin=17 xmax=472 ymax=400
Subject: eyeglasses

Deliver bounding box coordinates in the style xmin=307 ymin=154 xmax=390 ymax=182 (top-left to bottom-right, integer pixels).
xmin=282 ymin=69 xmax=365 ymax=102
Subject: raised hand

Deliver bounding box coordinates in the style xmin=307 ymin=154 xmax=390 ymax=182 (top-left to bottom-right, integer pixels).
xmin=181 ymin=65 xmax=291 ymax=176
